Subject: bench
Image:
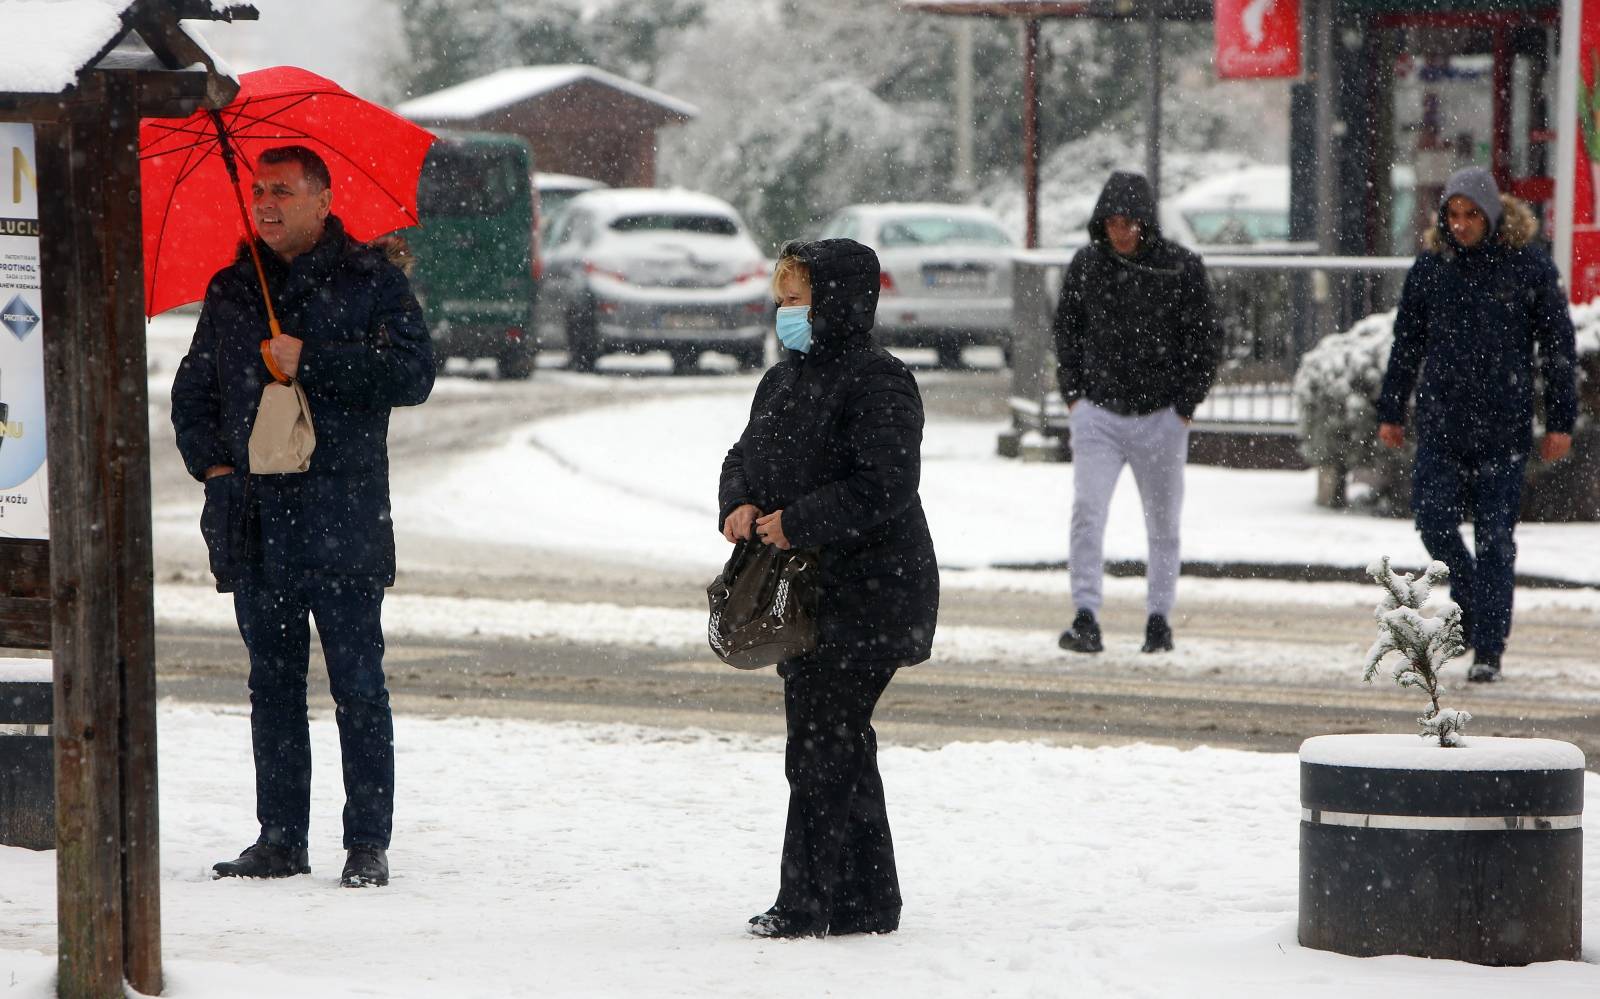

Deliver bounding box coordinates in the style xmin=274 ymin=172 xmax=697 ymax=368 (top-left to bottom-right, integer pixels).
xmin=0 ymin=658 xmax=52 ymax=850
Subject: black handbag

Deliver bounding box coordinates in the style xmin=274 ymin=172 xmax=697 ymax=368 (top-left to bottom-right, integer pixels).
xmin=707 ymin=537 xmax=819 ymax=669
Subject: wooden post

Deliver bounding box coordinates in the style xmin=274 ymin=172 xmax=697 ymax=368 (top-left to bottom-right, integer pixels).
xmin=1022 ymin=17 xmax=1041 ymax=249
xmin=34 ymin=71 xmax=162 ymax=999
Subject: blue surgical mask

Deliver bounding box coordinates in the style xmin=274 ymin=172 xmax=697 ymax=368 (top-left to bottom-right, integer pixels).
xmin=775 ymin=306 xmax=812 ymax=353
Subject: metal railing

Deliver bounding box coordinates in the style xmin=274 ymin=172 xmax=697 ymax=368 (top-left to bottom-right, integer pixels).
xmin=1001 ymin=250 xmax=1414 ymax=457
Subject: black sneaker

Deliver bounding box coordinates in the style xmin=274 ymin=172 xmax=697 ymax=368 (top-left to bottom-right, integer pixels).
xmin=748 ymin=908 xmax=824 ymax=939
xmin=1141 ymin=614 xmax=1174 ymax=653
xmin=212 ymin=842 xmax=310 ymax=880
xmin=1467 ymin=651 xmax=1502 ymax=683
xmin=340 ymin=846 xmax=389 ymax=888
xmin=1058 ymin=609 xmax=1103 ymax=654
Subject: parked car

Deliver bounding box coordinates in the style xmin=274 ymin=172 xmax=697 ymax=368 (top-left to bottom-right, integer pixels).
xmin=407 ymin=131 xmax=539 ymax=379
xmin=534 ymin=172 xmax=607 ymax=236
xmin=818 ymin=203 xmax=1016 ymax=368
xmin=1171 ymin=164 xmax=1292 ymax=246
xmin=535 ymin=188 xmax=771 ymax=372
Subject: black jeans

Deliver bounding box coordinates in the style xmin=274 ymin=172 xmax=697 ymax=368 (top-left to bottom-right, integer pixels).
xmin=774 ymin=661 xmax=901 ymax=929
xmin=1412 ymin=442 xmax=1528 ymax=657
xmin=234 ymin=574 xmax=393 ymax=850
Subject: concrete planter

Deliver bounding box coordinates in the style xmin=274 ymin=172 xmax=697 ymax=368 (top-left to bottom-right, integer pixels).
xmin=1299 ymin=734 xmax=1584 ymax=965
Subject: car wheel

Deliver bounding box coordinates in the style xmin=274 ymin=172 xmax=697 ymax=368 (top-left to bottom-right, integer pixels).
xmin=498 ymin=339 xmax=537 ymax=380
xmin=735 ymin=342 xmax=766 ymax=371
xmin=937 ymin=343 xmax=964 ymax=369
xmin=566 ymin=305 xmax=599 ymax=373
xmin=668 ymin=346 xmax=700 ymax=374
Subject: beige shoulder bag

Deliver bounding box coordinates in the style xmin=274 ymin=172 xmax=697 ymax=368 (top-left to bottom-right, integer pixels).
xmin=249 ymin=376 xmax=316 ymax=474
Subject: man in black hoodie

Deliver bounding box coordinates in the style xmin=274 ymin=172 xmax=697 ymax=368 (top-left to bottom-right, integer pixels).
xmin=1052 ymin=172 xmax=1222 ymax=654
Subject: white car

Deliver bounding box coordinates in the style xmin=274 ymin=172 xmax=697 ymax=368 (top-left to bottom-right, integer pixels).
xmin=818 ymin=203 xmax=1017 ymax=367
xmin=535 ymin=189 xmax=772 ymax=372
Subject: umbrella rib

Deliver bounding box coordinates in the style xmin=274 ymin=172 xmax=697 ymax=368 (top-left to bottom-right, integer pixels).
xmin=147 ymin=124 xmax=220 ymax=315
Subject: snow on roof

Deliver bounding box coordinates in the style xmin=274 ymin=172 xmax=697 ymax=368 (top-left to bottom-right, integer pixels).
xmin=396 ymin=65 xmax=698 ymax=122
xmin=0 ymin=0 xmax=137 ymax=95
xmin=846 ymin=202 xmax=1007 ymax=221
xmin=569 ymin=187 xmax=739 ymax=219
xmin=1172 ymin=164 xmax=1291 ymax=213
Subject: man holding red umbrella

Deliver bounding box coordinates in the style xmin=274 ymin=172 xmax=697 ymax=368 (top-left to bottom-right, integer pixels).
xmin=171 ymin=144 xmax=434 ymax=888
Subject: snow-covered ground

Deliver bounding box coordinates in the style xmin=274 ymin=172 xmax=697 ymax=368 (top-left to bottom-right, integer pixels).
xmin=2 ymin=707 xmax=1597 ymax=998
xmin=375 ymin=389 xmax=1600 ymax=584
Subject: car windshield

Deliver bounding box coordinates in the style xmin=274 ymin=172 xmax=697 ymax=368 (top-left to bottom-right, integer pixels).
xmin=417 ymin=148 xmax=523 ymax=217
xmin=608 ymin=213 xmax=739 ymax=236
xmin=877 ymin=217 xmax=1011 ymax=248
xmin=1183 ymin=210 xmax=1291 ymax=244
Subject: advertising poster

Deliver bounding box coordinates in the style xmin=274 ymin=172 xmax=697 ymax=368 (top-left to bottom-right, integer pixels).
xmin=0 ymin=123 xmax=48 ymax=540
xmin=1215 ymin=0 xmax=1303 ymax=81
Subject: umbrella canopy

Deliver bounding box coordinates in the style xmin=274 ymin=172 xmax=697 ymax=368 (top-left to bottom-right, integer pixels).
xmin=140 ymin=65 xmax=436 ymax=318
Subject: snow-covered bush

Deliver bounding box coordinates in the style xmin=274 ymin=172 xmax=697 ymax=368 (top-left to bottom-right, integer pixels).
xmin=1363 ymin=556 xmax=1470 ymax=747
xmin=1292 ymin=310 xmax=1413 ymax=508
xmin=1295 ymin=302 xmax=1600 ymax=516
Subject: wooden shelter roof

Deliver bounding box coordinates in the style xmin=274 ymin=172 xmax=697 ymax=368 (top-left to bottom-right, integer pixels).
xmin=0 ymin=0 xmax=253 ymax=116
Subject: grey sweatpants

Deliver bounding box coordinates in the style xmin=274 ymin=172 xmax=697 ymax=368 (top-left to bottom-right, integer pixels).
xmin=1069 ymin=401 xmax=1190 ymax=617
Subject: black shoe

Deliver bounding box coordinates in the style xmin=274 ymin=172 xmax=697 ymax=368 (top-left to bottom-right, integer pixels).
xmin=747 ymin=908 xmax=824 ymax=939
xmin=212 ymin=842 xmax=310 ymax=880
xmin=829 ymin=906 xmax=900 ymax=936
xmin=1140 ymin=614 xmax=1174 ymax=653
xmin=1467 ymin=652 xmax=1502 ymax=683
xmin=1058 ymin=609 xmax=1103 ymax=654
xmin=340 ymin=845 xmax=389 ymax=888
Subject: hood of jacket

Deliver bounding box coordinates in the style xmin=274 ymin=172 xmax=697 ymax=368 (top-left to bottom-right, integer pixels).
xmin=1088 ymin=171 xmax=1162 ymax=250
xmin=784 ymin=237 xmax=879 ymax=356
xmin=1422 ymin=193 xmax=1539 ymax=256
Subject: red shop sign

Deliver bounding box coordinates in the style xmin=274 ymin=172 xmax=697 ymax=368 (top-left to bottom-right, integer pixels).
xmin=1215 ymin=0 xmax=1303 ymax=80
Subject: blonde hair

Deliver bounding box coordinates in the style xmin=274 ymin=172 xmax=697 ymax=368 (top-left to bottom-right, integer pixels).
xmin=771 ymin=253 xmax=810 ymax=300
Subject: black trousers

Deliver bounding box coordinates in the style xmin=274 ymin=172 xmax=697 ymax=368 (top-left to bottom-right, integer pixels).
xmin=1412 ymin=442 xmax=1528 ymax=656
xmin=234 ymin=574 xmax=393 ymax=850
xmin=774 ymin=662 xmax=901 ymax=928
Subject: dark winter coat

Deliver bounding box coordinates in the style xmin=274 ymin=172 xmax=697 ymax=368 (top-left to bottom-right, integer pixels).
xmin=1051 ymin=172 xmax=1223 ymax=419
xmin=1377 ymin=194 xmax=1578 ymax=455
xmin=719 ymin=238 xmax=939 ymax=668
xmin=171 ymin=215 xmax=435 ymax=592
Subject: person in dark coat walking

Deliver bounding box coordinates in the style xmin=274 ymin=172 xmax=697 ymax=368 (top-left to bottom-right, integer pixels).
xmin=171 ymin=145 xmax=435 ymax=888
xmin=1052 ymin=172 xmax=1222 ymax=655
xmin=719 ymin=237 xmax=939 ymax=939
xmin=1377 ymin=166 xmax=1577 ymax=683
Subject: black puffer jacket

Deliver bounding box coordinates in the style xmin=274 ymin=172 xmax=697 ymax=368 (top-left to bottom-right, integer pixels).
xmin=1377 ymin=194 xmax=1577 ymax=455
xmin=718 ymin=238 xmax=939 ymax=668
xmin=1051 ymin=172 xmax=1222 ymax=418
xmin=171 ymin=215 xmax=435 ymax=591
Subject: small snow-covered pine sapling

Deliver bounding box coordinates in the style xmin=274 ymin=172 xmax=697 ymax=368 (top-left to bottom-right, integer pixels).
xmin=1362 ymin=556 xmax=1471 ymax=747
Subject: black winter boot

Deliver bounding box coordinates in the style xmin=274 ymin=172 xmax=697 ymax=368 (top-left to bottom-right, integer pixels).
xmin=1141 ymin=614 xmax=1174 ymax=653
xmin=1058 ymin=609 xmax=1103 ymax=654
xmin=212 ymin=842 xmax=310 ymax=880
xmin=1467 ymin=651 xmax=1502 ymax=683
xmin=748 ymin=908 xmax=825 ymax=939
xmin=340 ymin=845 xmax=389 ymax=888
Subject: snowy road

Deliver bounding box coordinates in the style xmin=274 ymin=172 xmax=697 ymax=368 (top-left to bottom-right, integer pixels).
xmin=141 ymin=313 xmax=1600 ymax=757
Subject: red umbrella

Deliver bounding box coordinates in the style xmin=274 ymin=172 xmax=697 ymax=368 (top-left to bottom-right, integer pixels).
xmin=139 ymin=65 xmax=436 ymax=321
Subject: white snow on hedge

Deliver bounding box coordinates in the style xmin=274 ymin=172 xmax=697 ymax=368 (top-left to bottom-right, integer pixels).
xmin=1301 ymin=733 xmax=1587 ymax=771
xmin=3 ymin=707 xmax=1599 ymax=997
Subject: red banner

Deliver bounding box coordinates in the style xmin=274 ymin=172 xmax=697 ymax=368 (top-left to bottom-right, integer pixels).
xmin=1215 ymin=0 xmax=1303 ymax=81
xmin=1572 ymin=0 xmax=1600 ymax=302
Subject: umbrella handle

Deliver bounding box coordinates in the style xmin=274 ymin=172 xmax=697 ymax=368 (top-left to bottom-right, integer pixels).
xmin=209 ymin=110 xmax=291 ymax=384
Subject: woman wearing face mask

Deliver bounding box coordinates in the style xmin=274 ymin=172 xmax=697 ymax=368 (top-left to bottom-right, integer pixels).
xmin=718 ymin=238 xmax=940 ymax=939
